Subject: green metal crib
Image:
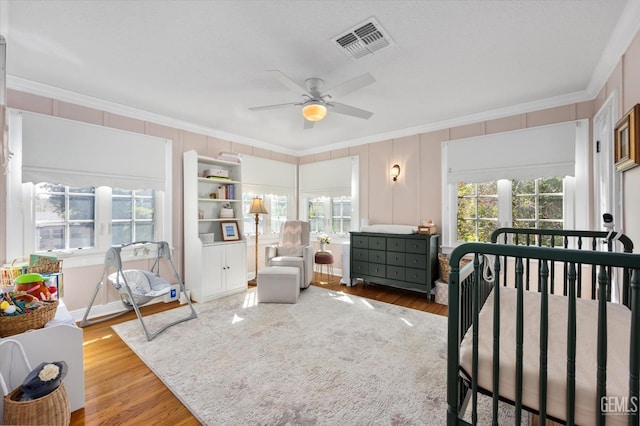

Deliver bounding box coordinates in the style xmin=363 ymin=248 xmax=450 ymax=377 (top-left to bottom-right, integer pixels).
xmin=446 ymin=228 xmax=640 ymax=425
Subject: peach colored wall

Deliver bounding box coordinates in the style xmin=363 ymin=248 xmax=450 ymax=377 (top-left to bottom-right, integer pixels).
xmin=2 ymin=89 xmax=295 ymax=311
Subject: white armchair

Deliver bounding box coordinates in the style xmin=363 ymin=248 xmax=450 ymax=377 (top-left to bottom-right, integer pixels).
xmin=265 ymin=221 xmax=313 ymax=289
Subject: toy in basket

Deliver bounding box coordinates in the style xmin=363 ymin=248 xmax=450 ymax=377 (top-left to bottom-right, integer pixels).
xmin=0 ymin=290 xmax=58 ymax=337
xmin=14 ymin=273 xmax=53 ymax=301
xmin=1 ymin=255 xmax=62 ymax=288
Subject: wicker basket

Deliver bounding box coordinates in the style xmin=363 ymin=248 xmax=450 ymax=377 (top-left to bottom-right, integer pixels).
xmin=0 ymin=300 xmax=59 ymax=338
xmin=0 ymin=258 xmax=29 ymax=287
xmin=3 ymin=382 xmax=70 ymax=426
xmin=1 ymin=257 xmax=63 ymax=287
xmin=438 ymin=254 xmax=472 ymax=283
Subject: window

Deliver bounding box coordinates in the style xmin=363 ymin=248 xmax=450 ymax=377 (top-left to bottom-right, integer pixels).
xmin=33 ymin=183 xmax=157 ymax=253
xmin=331 ymin=196 xmax=351 ymax=234
xmin=512 ymin=177 xmax=563 ymax=230
xmin=308 ymin=197 xmax=328 ymax=233
xmin=6 ymin=110 xmax=171 ymax=264
xmin=305 ymin=196 xmax=352 ymax=235
xmin=243 ymin=193 xmax=290 ymax=237
xmin=456 ymin=177 xmax=565 ymax=243
xmin=457 ymin=182 xmax=498 ymax=242
xmin=112 ymin=189 xmax=155 ymax=245
xmin=299 ymin=156 xmax=358 ymax=241
xmin=35 ymin=184 xmax=96 ymax=251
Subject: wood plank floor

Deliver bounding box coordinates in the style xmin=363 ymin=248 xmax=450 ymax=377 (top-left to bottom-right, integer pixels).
xmin=70 ymin=274 xmax=447 ymax=425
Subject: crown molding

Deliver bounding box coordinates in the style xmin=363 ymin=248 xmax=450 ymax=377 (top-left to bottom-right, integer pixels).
xmin=586 ymin=0 xmax=640 ymax=98
xmin=7 ymin=75 xmax=300 ymax=157
xmin=5 ymin=74 xmax=596 ymax=159
xmin=296 ymin=89 xmax=591 ymax=156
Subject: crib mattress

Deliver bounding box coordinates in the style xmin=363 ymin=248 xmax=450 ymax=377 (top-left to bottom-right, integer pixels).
xmin=460 ymin=287 xmax=631 ymax=425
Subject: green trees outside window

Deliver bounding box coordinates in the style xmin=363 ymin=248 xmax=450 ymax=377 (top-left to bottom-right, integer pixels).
xmin=457 ymin=177 xmax=564 ymax=242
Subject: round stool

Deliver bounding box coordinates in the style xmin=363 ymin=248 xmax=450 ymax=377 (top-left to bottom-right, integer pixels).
xmin=314 ymin=250 xmax=334 ymax=284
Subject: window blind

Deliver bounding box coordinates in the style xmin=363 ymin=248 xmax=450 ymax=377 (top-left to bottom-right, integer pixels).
xmin=241 ymin=155 xmax=296 ymax=196
xmin=21 ymin=111 xmax=169 ymax=190
xmin=444 ymin=121 xmax=577 ymax=183
xmin=299 ymin=157 xmax=353 ymax=197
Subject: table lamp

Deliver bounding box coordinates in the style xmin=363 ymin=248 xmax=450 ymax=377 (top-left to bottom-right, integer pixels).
xmin=248 ymin=197 xmax=268 ymax=285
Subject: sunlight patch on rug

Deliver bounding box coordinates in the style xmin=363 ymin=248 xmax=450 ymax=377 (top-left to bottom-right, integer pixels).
xmin=112 ymin=286 xmax=522 ymax=425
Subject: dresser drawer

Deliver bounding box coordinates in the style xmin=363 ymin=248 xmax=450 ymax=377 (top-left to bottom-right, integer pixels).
xmin=352 ymin=248 xmax=368 ymax=262
xmin=405 ymin=253 xmax=427 ymax=269
xmin=386 ymin=251 xmax=405 ymax=266
xmin=352 ymin=235 xmax=368 ymax=249
xmin=386 ymin=238 xmax=406 ymax=252
xmin=405 ymin=267 xmax=427 ymax=284
xmin=368 ymin=250 xmax=386 ymax=263
xmin=368 ymin=263 xmax=386 ymax=278
xmin=386 ymin=266 xmax=405 ymax=281
xmin=352 ymin=261 xmax=368 ymax=275
xmin=368 ymin=237 xmax=386 ymax=250
xmin=406 ymin=239 xmax=427 ymax=254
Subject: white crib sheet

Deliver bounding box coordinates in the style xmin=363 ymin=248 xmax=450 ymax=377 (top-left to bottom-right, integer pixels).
xmin=460 ymin=286 xmax=631 ymax=425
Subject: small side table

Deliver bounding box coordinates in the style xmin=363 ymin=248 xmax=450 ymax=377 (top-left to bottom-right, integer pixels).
xmin=314 ymin=250 xmax=334 ymax=284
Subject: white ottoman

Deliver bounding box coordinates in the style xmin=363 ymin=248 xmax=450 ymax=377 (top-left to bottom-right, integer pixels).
xmin=257 ymin=266 xmax=300 ymax=304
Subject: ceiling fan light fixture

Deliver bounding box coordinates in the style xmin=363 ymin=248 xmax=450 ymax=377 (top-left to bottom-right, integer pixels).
xmin=302 ymin=102 xmax=327 ymax=122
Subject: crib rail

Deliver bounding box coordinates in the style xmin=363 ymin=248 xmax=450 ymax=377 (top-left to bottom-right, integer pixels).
xmin=446 ymin=242 xmax=640 ymax=426
xmin=491 ymin=228 xmax=634 ymax=307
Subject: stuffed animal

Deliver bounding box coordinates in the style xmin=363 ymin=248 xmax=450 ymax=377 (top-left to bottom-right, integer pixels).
xmin=14 ymin=273 xmax=52 ymax=301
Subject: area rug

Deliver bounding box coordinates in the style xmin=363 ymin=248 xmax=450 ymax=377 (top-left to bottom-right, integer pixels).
xmin=112 ymin=286 xmax=520 ymax=425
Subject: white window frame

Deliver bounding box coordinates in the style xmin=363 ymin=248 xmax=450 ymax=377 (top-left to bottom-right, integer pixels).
xmin=442 ymin=120 xmax=587 ymax=252
xmin=298 ymin=156 xmax=359 ymax=244
xmin=242 ymin=192 xmax=293 ymax=244
xmin=5 ymin=110 xmax=172 ymax=267
xmin=455 ymin=178 xmax=568 ymax=244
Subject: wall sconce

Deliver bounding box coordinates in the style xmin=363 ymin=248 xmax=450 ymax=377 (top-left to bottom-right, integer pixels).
xmin=391 ymin=164 xmax=401 ymax=182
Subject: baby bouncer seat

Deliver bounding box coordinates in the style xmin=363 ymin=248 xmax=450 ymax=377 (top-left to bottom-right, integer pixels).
xmin=80 ymin=241 xmax=197 ymax=341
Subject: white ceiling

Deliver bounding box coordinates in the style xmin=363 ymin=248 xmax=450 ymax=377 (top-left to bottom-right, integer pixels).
xmin=3 ymin=0 xmax=640 ymax=156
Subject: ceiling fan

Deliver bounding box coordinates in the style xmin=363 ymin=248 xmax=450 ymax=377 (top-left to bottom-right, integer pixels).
xmin=249 ymin=70 xmax=375 ymax=129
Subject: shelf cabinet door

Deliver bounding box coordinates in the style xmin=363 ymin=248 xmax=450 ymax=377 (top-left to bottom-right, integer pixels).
xmin=224 ymin=242 xmax=247 ymax=293
xmin=201 ymin=245 xmax=225 ymax=299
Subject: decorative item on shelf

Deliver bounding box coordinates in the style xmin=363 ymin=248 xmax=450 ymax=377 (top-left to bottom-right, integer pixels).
xmin=247 ymin=197 xmax=269 ymax=285
xmin=221 ymin=221 xmax=240 ymax=241
xmin=217 ymin=186 xmax=227 ymax=199
xmin=219 ymin=203 xmax=234 ymax=218
xmin=216 ymin=152 xmax=241 ymax=163
xmin=418 ymin=220 xmax=437 ymax=235
xmin=614 ymin=103 xmax=640 ymax=172
xmin=202 ymin=167 xmax=229 ymax=179
xmin=199 ymin=233 xmax=215 ymax=245
xmin=317 ymin=233 xmax=331 ymax=252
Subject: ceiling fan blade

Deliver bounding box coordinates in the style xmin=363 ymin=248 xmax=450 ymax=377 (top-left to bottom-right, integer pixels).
xmin=323 ymin=73 xmax=375 ymax=99
xmin=304 ymin=118 xmax=315 ymax=129
xmin=329 ymin=102 xmax=373 ymax=120
xmin=268 ymin=70 xmax=311 ymax=97
xmin=249 ymin=102 xmax=300 ymax=111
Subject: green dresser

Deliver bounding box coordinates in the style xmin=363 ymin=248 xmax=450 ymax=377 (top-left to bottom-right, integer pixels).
xmin=350 ymin=232 xmax=439 ymax=299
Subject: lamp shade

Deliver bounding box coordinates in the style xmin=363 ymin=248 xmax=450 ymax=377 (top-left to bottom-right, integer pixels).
xmin=248 ymin=197 xmax=268 ymax=214
xmin=302 ymin=102 xmax=327 ymax=122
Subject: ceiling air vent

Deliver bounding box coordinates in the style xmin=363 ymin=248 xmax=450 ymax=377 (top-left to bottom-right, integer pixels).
xmin=333 ymin=17 xmax=393 ymax=60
